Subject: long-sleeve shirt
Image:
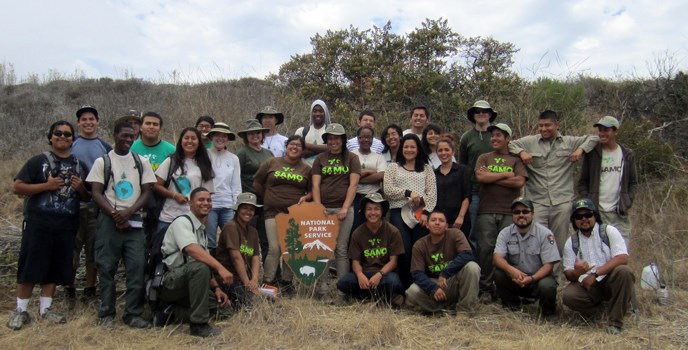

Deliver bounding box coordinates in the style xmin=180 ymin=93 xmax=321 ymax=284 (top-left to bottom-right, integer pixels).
xmin=383 ymin=163 xmax=437 ymax=211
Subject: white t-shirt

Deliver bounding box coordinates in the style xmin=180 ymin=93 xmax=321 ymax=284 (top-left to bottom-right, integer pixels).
xmin=353 ymin=150 xmax=387 ymax=195
xmin=295 ymin=124 xmax=327 ymax=166
xmin=86 ymin=150 xmax=157 ymax=210
xmin=209 ymin=149 xmax=241 ymax=208
xmin=155 ymin=157 xmax=214 ymax=223
xmin=599 ymin=146 xmax=623 ymax=211
xmin=263 ymin=133 xmax=288 ymax=157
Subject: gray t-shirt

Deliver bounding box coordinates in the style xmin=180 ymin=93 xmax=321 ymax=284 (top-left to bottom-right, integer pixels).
xmin=494 ymin=222 xmax=561 ymax=275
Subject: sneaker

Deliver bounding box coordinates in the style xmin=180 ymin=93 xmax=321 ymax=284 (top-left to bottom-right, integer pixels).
xmin=606 ymin=326 xmax=623 ymax=335
xmin=41 ymin=308 xmax=67 ymax=324
xmin=190 ymin=323 xmax=220 ymax=338
xmin=125 ymin=316 xmax=151 ymax=329
xmin=99 ymin=316 xmax=115 ymax=330
xmin=7 ymin=310 xmax=31 ymax=330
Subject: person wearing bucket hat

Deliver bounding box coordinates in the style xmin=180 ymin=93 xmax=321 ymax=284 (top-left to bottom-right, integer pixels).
xmin=114 ymin=110 xmax=143 ymax=139
xmin=562 ymin=198 xmax=633 ymax=335
xmin=459 ymin=100 xmax=498 ymax=253
xmin=578 ymin=116 xmax=637 ymax=243
xmin=493 ymin=197 xmax=560 ymax=317
xmin=403 ymin=105 xmax=430 ymax=139
xmin=336 ymin=193 xmax=405 ymax=305
xmin=295 ymin=99 xmax=332 ymax=166
xmin=312 ymin=123 xmax=361 ymax=285
xmin=508 ymin=110 xmax=599 ymax=267
xmin=256 ymin=106 xmax=289 ymax=157
xmin=215 ymin=192 xmax=263 ymax=308
xmin=206 ymin=122 xmax=241 ymax=255
xmin=474 ymin=122 xmax=527 ymax=300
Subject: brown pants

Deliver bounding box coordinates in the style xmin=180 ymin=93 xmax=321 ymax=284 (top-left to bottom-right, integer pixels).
xmin=562 ymin=265 xmax=635 ymax=328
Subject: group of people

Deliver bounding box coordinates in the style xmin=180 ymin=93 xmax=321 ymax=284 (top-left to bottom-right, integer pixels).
xmin=10 ymin=99 xmax=638 ymax=337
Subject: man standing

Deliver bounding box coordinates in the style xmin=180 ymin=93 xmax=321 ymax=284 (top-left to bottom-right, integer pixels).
xmin=459 ymin=100 xmax=498 ymax=248
xmin=68 ymin=105 xmax=112 ymax=304
xmin=114 ymin=110 xmax=142 ymax=139
xmin=475 ymin=123 xmax=527 ymax=299
xmin=578 ymin=116 xmax=637 ymax=242
xmin=160 ymin=187 xmax=233 ymax=337
xmin=562 ymin=198 xmax=634 ymax=335
xmin=336 ymin=193 xmax=405 ymax=305
xmin=87 ymin=122 xmax=157 ymax=329
xmin=493 ymin=198 xmax=560 ymax=316
xmin=508 ymin=110 xmax=598 ymax=258
xmin=346 ymin=110 xmax=385 ymax=153
xmin=295 ymin=99 xmax=331 ymax=165
xmin=405 ymin=211 xmax=480 ymax=315
xmin=403 ymin=105 xmax=429 ymax=139
xmin=256 ymin=106 xmax=289 ymax=157
xmin=130 ymin=111 xmax=175 ymax=171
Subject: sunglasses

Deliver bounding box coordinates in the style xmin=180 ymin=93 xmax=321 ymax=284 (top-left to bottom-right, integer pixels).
xmin=53 ymin=131 xmax=73 ymax=138
xmin=573 ymin=212 xmax=595 ymax=220
xmin=475 ymin=109 xmax=491 ymax=114
xmin=512 ymin=209 xmax=532 ymax=215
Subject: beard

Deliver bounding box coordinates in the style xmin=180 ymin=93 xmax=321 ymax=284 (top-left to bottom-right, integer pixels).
xmin=515 ymin=220 xmax=531 ymax=229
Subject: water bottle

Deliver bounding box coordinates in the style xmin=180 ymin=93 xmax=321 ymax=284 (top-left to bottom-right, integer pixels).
xmin=657 ymin=287 xmax=669 ymax=305
xmin=640 ymin=262 xmax=660 ymax=290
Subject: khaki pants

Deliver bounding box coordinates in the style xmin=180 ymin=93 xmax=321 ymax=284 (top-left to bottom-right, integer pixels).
xmin=562 ymin=265 xmax=635 ymax=328
xmin=405 ymin=261 xmax=480 ymax=313
xmin=263 ymin=218 xmax=293 ymax=283
xmin=533 ymin=202 xmax=570 ymax=276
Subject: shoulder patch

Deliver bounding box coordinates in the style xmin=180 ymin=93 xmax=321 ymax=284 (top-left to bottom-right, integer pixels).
xmin=547 ymin=233 xmax=555 ymax=245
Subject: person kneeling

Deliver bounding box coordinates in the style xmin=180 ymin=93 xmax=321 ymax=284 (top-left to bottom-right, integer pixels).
xmin=216 ymin=193 xmax=263 ymax=308
xmin=160 ymin=187 xmax=233 ymax=338
xmin=405 ymin=211 xmax=480 ymax=315
xmin=336 ymin=193 xmax=404 ymax=305
xmin=493 ymin=198 xmax=560 ymax=317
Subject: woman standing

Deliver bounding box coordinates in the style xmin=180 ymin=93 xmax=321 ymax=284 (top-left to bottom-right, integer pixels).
xmin=351 ymin=126 xmax=387 ymax=233
xmin=10 ymin=120 xmax=90 ymax=329
xmin=434 ymin=136 xmax=471 ymax=236
xmin=422 ymin=124 xmax=443 ymax=169
xmin=383 ymin=134 xmax=437 ymax=288
xmin=312 ymin=123 xmax=361 ymax=282
xmin=154 ymin=127 xmax=214 ymax=235
xmin=253 ymin=135 xmax=312 ymax=288
xmin=206 ymin=122 xmax=241 ymax=255
xmin=381 ymin=124 xmax=403 ymax=163
xmin=195 ymin=115 xmax=215 ymax=149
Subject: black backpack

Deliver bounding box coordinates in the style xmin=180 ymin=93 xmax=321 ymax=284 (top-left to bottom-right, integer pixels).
xmin=146 ymin=214 xmax=193 ymax=301
xmin=22 ymin=151 xmax=83 ymax=219
xmin=571 ymin=223 xmax=610 ymax=258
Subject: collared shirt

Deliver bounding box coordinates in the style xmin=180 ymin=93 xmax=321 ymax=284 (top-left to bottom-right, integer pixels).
xmin=494 ymin=222 xmax=561 ymax=275
xmin=161 ymin=211 xmax=206 ymax=269
xmin=346 ymin=136 xmax=385 ymax=154
xmin=563 ymin=223 xmax=627 ymax=279
xmin=508 ymin=132 xmax=598 ymax=206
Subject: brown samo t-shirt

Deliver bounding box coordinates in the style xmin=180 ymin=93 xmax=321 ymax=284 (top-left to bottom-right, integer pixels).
xmin=254 ymin=157 xmax=312 ymax=219
xmin=348 ymin=221 xmax=405 ymax=274
xmin=411 ymin=228 xmax=472 ymax=278
xmin=476 ymin=151 xmax=528 ymax=215
xmin=216 ymin=219 xmax=260 ymax=279
xmin=312 ymin=151 xmax=361 ymax=208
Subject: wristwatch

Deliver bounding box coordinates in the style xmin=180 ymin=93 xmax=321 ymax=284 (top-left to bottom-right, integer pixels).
xmin=378 ymin=271 xmax=386 ymax=277
xmin=589 ymin=267 xmax=598 ymax=277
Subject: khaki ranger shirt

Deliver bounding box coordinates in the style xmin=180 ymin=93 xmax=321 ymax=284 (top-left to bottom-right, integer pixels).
xmin=161 ymin=211 xmax=206 ymax=269
xmin=508 ymin=132 xmax=598 ymax=206
xmin=494 ymin=222 xmax=561 ymax=275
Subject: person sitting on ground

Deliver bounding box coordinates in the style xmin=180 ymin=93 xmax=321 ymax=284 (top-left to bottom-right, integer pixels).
xmin=216 ymin=193 xmax=263 ymax=308
xmin=336 ymin=193 xmax=405 ymax=305
xmin=493 ymin=197 xmax=559 ymax=317
xmin=159 ymin=187 xmax=233 ymax=337
xmin=405 ymin=211 xmax=480 ymax=315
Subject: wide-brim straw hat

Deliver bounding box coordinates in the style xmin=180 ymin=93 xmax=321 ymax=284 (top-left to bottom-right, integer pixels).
xmin=206 ymin=122 xmax=237 ymax=141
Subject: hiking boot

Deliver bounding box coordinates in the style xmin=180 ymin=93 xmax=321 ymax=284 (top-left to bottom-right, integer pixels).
xmin=41 ymin=308 xmax=67 ymax=324
xmin=99 ymin=316 xmax=115 ymax=330
xmin=152 ymin=305 xmax=174 ymax=327
xmin=125 ymin=316 xmax=151 ymax=329
xmin=81 ymin=287 xmax=97 ymax=303
xmin=606 ymin=326 xmax=623 ymax=335
xmin=7 ymin=310 xmax=31 ymax=330
xmin=190 ymin=323 xmax=220 ymax=338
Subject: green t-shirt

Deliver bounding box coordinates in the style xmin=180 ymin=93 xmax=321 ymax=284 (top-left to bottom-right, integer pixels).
xmin=130 ymin=139 xmax=176 ymax=172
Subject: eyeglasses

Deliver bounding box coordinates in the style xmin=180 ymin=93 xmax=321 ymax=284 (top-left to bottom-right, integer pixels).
xmin=53 ymin=131 xmax=73 ymax=138
xmin=512 ymin=209 xmax=532 ymax=215
xmin=358 ymin=136 xmax=373 ymax=140
xmin=573 ymin=212 xmax=595 ymax=220
xmin=197 ymin=124 xmax=212 ymax=130
xmin=287 ymin=143 xmax=303 ymax=148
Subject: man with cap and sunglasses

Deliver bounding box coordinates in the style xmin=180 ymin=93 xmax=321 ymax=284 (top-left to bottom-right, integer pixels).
xmin=474 ymin=123 xmax=528 ymax=301
xmin=256 ymin=106 xmax=289 ymax=157
xmin=493 ymin=197 xmax=560 ymax=317
xmin=578 ymin=116 xmax=637 ymax=243
xmin=336 ymin=193 xmax=405 ymax=305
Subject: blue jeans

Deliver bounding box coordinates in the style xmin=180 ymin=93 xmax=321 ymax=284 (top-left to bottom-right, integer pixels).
xmin=336 ymin=271 xmax=403 ymax=301
xmin=390 ymin=208 xmax=427 ymax=289
xmin=206 ymin=208 xmax=234 ymax=249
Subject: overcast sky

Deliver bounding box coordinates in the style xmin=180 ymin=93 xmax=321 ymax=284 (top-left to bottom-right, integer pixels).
xmin=1 ymin=0 xmax=686 ymax=83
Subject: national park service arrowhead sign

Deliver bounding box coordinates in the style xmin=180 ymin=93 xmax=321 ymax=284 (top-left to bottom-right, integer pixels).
xmin=275 ymin=202 xmax=339 ymax=286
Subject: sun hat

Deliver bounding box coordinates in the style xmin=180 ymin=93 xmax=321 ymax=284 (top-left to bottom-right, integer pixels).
xmin=487 ymin=123 xmax=513 ymax=137
xmin=237 ymin=119 xmax=270 ymax=137
xmin=358 ymin=193 xmax=390 ymax=216
xmin=114 ymin=110 xmax=142 ymax=127
xmin=320 ymin=123 xmax=347 ymax=143
xmin=593 ymin=116 xmax=620 ymax=129
xmin=232 ymin=192 xmax=263 ymax=210
xmin=256 ymin=106 xmax=285 ymax=125
xmin=206 ymin=122 xmax=237 ymax=141
xmin=466 ymin=100 xmax=497 ymax=124
xmin=400 ymin=197 xmax=425 ymax=229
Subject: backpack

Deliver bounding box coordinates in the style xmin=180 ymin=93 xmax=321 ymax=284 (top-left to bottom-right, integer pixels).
xmin=571 ymin=223 xmax=609 ymax=258
xmin=102 ymin=152 xmax=143 ymax=189
xmin=22 ymin=151 xmax=83 ymax=218
xmin=146 ymin=214 xmax=193 ymax=302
